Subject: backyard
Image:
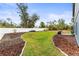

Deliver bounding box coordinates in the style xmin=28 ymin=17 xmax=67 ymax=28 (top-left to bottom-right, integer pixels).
xmin=0 ymin=3 xmax=73 ymax=56
xmin=21 ymin=31 xmax=64 ymax=56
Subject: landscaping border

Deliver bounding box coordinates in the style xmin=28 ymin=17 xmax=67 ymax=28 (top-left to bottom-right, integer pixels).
xmin=52 ymin=37 xmax=68 ymax=56
xmin=20 ymin=41 xmax=27 ymax=56
xmin=56 ymin=47 xmax=68 ymax=56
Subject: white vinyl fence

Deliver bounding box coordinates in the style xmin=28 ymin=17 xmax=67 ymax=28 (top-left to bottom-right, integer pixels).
xmin=0 ymin=28 xmax=47 ymax=40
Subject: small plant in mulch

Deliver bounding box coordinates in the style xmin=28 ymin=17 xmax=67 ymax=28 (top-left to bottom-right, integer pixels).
xmin=29 ymin=30 xmax=36 ymax=32
xmin=57 ymin=31 xmax=62 ymax=35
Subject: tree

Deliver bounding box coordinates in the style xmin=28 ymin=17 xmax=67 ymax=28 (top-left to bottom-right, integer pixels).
xmin=57 ymin=19 xmax=65 ymax=30
xmin=16 ymin=3 xmax=29 ymax=28
xmin=52 ymin=20 xmax=57 ymax=30
xmin=29 ymin=14 xmax=39 ymax=28
xmin=47 ymin=20 xmax=57 ymax=30
xmin=40 ymin=22 xmax=45 ymax=28
xmin=0 ymin=20 xmax=9 ymax=27
xmin=16 ymin=3 xmax=39 ymax=28
xmin=0 ymin=18 xmax=17 ymax=28
xmin=7 ymin=18 xmax=13 ymax=27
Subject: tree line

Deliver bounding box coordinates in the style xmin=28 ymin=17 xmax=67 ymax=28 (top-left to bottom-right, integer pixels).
xmin=40 ymin=19 xmax=73 ymax=30
xmin=0 ymin=3 xmax=73 ymax=31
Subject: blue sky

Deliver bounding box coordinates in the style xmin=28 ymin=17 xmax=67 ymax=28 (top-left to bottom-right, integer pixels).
xmin=0 ymin=3 xmax=72 ymax=27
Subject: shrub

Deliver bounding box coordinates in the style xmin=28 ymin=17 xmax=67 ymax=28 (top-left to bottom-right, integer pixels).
xmin=29 ymin=30 xmax=36 ymax=32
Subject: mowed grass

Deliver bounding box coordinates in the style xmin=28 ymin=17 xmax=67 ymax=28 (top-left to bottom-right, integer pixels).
xmin=21 ymin=31 xmax=64 ymax=56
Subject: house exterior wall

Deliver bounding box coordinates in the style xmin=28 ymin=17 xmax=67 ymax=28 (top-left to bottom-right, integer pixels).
xmin=74 ymin=3 xmax=79 ymax=46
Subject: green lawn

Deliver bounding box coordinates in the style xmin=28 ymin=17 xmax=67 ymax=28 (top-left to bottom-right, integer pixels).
xmin=21 ymin=31 xmax=64 ymax=56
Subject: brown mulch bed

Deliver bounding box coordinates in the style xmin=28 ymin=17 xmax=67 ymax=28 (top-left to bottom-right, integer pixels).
xmin=53 ymin=34 xmax=79 ymax=56
xmin=0 ymin=32 xmax=25 ymax=56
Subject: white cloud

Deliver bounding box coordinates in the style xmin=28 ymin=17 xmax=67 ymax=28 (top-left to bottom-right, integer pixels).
xmin=48 ymin=11 xmax=72 ymax=23
xmin=0 ymin=10 xmax=21 ymax=24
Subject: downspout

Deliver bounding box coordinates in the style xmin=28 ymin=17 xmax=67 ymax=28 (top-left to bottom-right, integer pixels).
xmin=71 ymin=3 xmax=75 ymax=35
xmin=73 ymin=3 xmax=75 ymax=17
